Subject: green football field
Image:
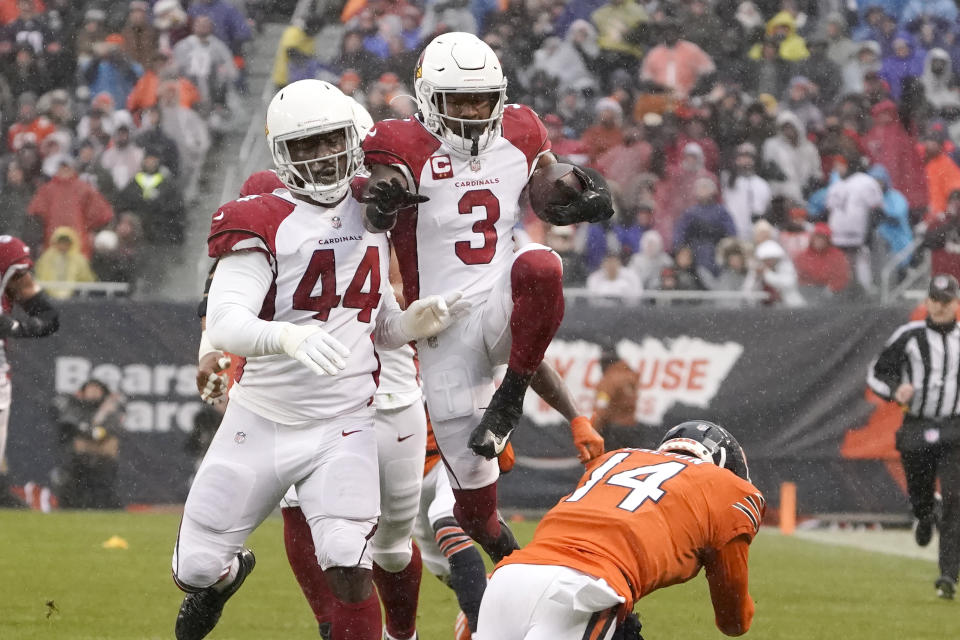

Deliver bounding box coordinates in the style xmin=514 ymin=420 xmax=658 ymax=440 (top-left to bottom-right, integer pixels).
xmin=0 ymin=510 xmax=954 ymax=639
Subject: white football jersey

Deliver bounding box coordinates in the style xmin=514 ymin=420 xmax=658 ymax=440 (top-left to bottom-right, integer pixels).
xmin=364 ymin=104 xmax=551 ymax=306
xmin=208 ymin=189 xmax=391 ymax=424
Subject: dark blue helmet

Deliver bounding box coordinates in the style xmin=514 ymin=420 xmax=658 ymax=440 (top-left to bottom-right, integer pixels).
xmin=657 ymin=420 xmax=750 ymax=482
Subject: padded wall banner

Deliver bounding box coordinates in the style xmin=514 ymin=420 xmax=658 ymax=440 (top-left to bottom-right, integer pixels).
xmin=7 ymin=300 xmax=917 ymax=513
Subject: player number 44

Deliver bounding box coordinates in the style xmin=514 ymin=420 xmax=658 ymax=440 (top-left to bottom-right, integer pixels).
xmin=293 ymin=247 xmax=382 ymax=323
xmin=566 ymin=452 xmax=686 ymax=512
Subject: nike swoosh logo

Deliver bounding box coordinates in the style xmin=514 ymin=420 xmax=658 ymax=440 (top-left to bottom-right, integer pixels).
xmin=342 ymin=429 xmax=362 ymax=437
xmin=397 ymin=434 xmax=414 ymax=442
xmin=367 ymin=128 xmax=377 ymax=138
xmin=213 ymin=211 xmax=224 ymax=220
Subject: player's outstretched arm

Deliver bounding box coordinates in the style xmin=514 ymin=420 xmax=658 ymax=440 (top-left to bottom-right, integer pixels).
xmin=703 ymin=536 xmax=755 ymax=637
xmin=373 ymin=289 xmax=471 ymax=349
xmin=207 ymin=251 xmax=350 ymax=377
xmin=361 ymin=165 xmax=429 ymax=233
xmin=530 ymin=360 xmax=604 ymax=463
xmin=0 ymin=272 xmax=59 ymax=338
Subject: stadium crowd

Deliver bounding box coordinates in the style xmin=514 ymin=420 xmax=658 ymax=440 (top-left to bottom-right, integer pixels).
xmin=0 ymin=0 xmax=262 ymax=295
xmin=265 ymin=0 xmax=960 ymax=307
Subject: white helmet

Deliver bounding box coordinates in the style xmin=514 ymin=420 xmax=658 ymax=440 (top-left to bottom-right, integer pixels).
xmin=266 ymin=79 xmax=373 ymax=204
xmin=414 ymin=32 xmax=507 ymax=156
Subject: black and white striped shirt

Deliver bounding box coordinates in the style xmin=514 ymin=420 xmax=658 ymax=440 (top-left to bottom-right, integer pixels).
xmin=868 ymin=320 xmax=960 ymax=419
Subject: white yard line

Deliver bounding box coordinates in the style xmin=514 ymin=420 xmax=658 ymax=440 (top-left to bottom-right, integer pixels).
xmin=785 ymin=527 xmax=939 ymax=562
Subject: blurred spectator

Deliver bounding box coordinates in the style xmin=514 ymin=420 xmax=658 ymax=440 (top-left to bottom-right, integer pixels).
xmin=640 ymin=18 xmax=714 ymax=98
xmin=794 ymin=223 xmax=851 ymax=297
xmin=543 ymin=113 xmax=587 ymax=163
xmin=762 ymin=110 xmax=822 ymax=202
xmin=52 ymin=379 xmax=123 ymax=509
xmin=115 ymin=151 xmax=184 ymax=246
xmin=421 ymin=0 xmax=477 ymax=40
xmin=880 ymin=32 xmax=925 ymax=101
xmin=753 ymin=37 xmax=790 ymax=97
xmin=579 ymin=97 xmax=624 ymax=166
xmin=99 ymin=115 xmax=143 ymax=193
xmin=823 ymin=11 xmax=857 ymax=68
xmin=586 ymin=252 xmax=642 ymax=299
xmin=842 ymin=40 xmax=882 ymax=94
xmin=153 ymin=0 xmax=191 ymax=56
xmin=735 ymin=102 xmax=775 ymax=158
xmin=590 ymin=344 xmax=644 ymax=449
xmin=34 ymin=226 xmax=97 ymax=299
xmin=7 ymin=42 xmax=49 ymax=99
xmin=628 ymin=229 xmax=673 ymax=290
xmin=798 ymin=36 xmax=842 ymax=106
xmin=681 ymin=0 xmax=725 ymax=60
xmin=595 ymin=127 xmax=651 ymax=208
xmin=779 ymin=206 xmax=813 ymax=261
xmin=75 ymin=8 xmax=107 ymax=64
xmin=723 ymin=142 xmax=772 ymax=242
xmin=673 ymin=114 xmax=719 ymax=174
xmin=781 ymin=76 xmax=823 ymax=134
xmin=75 ymin=139 xmax=116 ymax=203
xmin=863 ymin=99 xmax=928 ymax=215
xmin=922 ymin=189 xmax=960 ymax=281
xmin=922 ymin=126 xmax=960 ymax=221
xmin=531 ymin=20 xmax=599 ymax=94
xmin=120 ymin=1 xmax=158 ymax=67
xmin=7 ymin=91 xmax=54 ymax=151
xmin=921 ymin=48 xmax=960 ymax=113
xmin=868 ymin=164 xmax=914 ymax=272
xmin=157 ymin=80 xmax=210 ymax=203
xmin=655 ymin=142 xmax=717 ymax=250
xmin=0 ymin=0 xmax=60 ymax=58
xmin=76 ymin=93 xmax=119 ymax=151
xmin=747 ymin=10 xmax=809 ymax=61
xmin=0 ymin=0 xmax=41 ymax=26
xmin=826 ymin=153 xmax=884 ymax=292
xmin=544 ymin=225 xmax=588 ymax=287
xmin=172 ymin=15 xmax=237 ymax=113
xmin=90 ymin=227 xmax=135 ymax=284
xmin=590 ymin=0 xmax=647 ymax=70
xmin=82 ymin=35 xmax=143 ymax=110
xmin=188 ymin=0 xmax=252 ymax=57
xmin=338 ymin=30 xmax=378 ymax=86
xmin=673 ymin=177 xmax=736 ymax=276
xmin=0 ymin=158 xmax=31 ymax=236
xmin=366 ymin=72 xmax=414 ymax=121
xmin=272 ymin=13 xmax=321 ymax=89
xmin=707 ymin=239 xmax=752 ymax=305
xmin=134 ymin=105 xmax=180 ymax=177
xmin=900 ymin=0 xmax=957 ymax=27
xmin=750 ymin=239 xmax=806 ymax=307
xmin=671 ymin=245 xmax=708 ymax=292
xmin=27 ymin=155 xmax=113 ymax=257
xmin=127 ymin=52 xmax=200 ymax=117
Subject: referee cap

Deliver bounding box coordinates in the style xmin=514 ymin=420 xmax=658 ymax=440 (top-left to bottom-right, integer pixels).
xmin=929 ymin=274 xmax=959 ymax=302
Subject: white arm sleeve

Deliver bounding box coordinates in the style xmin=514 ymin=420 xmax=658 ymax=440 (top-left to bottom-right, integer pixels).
xmin=373 ymin=289 xmax=411 ymax=350
xmin=207 ymin=251 xmax=288 ymax=357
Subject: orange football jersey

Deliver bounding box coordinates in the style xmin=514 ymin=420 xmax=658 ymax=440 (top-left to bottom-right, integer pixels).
xmin=499 ymin=448 xmax=764 ymax=625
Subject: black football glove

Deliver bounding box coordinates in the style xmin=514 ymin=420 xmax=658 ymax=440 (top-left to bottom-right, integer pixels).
xmin=362 ymin=178 xmax=430 ymax=231
xmin=611 ymin=613 xmax=644 ymax=640
xmin=0 ymin=315 xmax=20 ymax=338
xmin=544 ymin=166 xmax=614 ymax=226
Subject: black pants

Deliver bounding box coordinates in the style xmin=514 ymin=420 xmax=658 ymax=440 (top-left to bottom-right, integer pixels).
xmin=897 ymin=418 xmax=960 ymax=581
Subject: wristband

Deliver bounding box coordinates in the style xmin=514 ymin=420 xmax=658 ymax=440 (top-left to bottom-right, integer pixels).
xmin=198 ymin=330 xmax=220 ymax=363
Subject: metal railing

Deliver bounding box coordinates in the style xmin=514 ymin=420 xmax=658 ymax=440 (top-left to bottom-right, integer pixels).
xmin=878 ymin=236 xmax=929 ymax=304
xmin=563 ymin=288 xmax=770 ymax=304
xmin=37 ymin=281 xmax=130 ymax=297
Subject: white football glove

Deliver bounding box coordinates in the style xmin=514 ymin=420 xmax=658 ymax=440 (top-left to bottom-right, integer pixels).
xmin=279 ymin=324 xmax=351 ymax=376
xmin=400 ymin=291 xmax=471 ymax=340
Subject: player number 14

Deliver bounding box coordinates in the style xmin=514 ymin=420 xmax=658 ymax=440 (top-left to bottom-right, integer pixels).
xmin=566 ymin=452 xmax=685 ymax=512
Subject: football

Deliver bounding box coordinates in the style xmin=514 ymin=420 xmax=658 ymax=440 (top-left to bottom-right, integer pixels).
xmin=527 ymin=162 xmax=583 ymax=224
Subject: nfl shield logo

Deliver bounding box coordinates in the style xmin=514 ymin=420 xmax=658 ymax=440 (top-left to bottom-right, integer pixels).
xmin=331 ymin=216 xmax=342 ymax=229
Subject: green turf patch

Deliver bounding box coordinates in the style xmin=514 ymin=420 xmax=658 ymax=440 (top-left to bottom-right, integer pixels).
xmin=0 ymin=511 xmax=954 ymax=639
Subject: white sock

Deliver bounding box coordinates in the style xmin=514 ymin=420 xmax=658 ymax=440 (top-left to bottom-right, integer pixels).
xmin=212 ymin=556 xmax=240 ymax=592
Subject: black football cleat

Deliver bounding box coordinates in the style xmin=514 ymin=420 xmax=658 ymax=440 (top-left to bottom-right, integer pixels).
xmin=915 ymin=515 xmax=935 ymax=547
xmin=936 ymin=576 xmax=956 ymax=600
xmin=175 ymin=549 xmax=256 ymax=640
xmin=469 ymin=370 xmax=532 ymax=459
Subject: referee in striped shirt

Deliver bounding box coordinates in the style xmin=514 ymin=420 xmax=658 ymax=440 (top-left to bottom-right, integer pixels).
xmin=868 ymin=274 xmax=960 ymax=600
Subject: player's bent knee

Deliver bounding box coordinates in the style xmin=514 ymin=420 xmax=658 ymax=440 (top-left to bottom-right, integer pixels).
xmin=512 ymin=247 xmax=563 ymax=285
xmin=372 ymin=547 xmax=413 ymax=573
xmin=173 ymin=551 xmax=224 ymax=590
xmin=380 ymin=459 xmax=422 ymax=522
xmin=315 ymin=517 xmax=377 ymax=570
xmin=184 ymin=462 xmax=257 ymax=532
